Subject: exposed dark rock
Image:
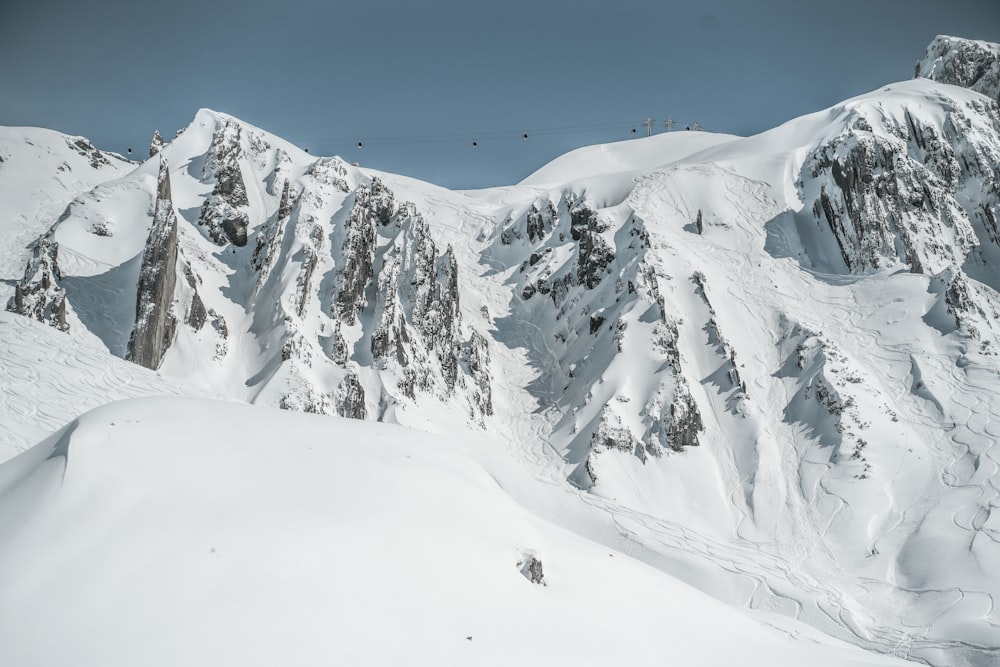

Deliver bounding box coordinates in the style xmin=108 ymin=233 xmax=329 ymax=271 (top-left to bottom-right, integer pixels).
xmin=336 ymin=372 xmax=367 ymax=420
xmin=371 ymin=254 xmax=410 ymax=367
xmin=66 ymin=137 xmax=111 ymax=169
xmin=571 ymin=204 xmax=614 ymax=289
xmin=251 ymin=180 xmax=294 ymax=293
xmin=577 ymin=228 xmax=614 ymax=289
xmin=526 ymin=201 xmax=556 ymax=242
xmin=916 ymin=35 xmax=1000 ymax=102
xmin=281 ymin=330 xmax=309 ymax=363
xmin=277 ymin=178 xmax=293 ymax=220
xmin=127 ymin=157 xmax=179 ymax=370
xmin=591 ymin=408 xmax=636 ymax=453
xmin=182 ymin=265 xmax=207 ymax=330
xmin=328 ymin=320 xmax=348 ymax=365
xmin=800 ymin=100 xmax=1000 ymax=274
xmin=7 ymin=235 xmax=69 ymax=331
xmin=412 ymin=243 xmax=461 ymax=390
xmin=295 ymin=249 xmax=318 ymax=318
xmin=461 ymin=330 xmax=493 ymax=417
xmin=87 ymin=221 xmax=112 ymax=237
xmin=932 ymin=267 xmax=988 ymax=331
xmin=187 ymin=289 xmax=207 ymax=330
xmin=368 ymin=177 xmax=396 ymax=224
xmin=336 ymin=183 xmax=382 ymax=323
xmin=665 ymin=391 xmax=703 ymax=450
xmin=198 ymin=120 xmax=250 ymax=246
xmin=518 ymin=556 xmax=546 ymax=585
xmin=149 ymin=130 xmax=164 ymax=157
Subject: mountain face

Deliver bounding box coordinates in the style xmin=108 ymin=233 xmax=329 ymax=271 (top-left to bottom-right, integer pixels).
xmin=916 ymin=35 xmax=1000 ymax=103
xmin=4 ymin=35 xmax=1000 ymax=667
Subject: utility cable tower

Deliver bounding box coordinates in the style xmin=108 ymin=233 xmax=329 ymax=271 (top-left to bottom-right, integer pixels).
xmin=664 ymin=116 xmax=676 ymax=132
xmin=642 ymin=117 xmax=656 ymax=137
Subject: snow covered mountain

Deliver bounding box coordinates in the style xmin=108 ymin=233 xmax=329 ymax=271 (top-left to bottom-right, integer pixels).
xmin=3 ymin=35 xmax=1000 ymax=666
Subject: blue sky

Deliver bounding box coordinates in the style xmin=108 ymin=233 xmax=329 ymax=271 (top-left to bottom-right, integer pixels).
xmin=2 ymin=0 xmax=998 ymax=188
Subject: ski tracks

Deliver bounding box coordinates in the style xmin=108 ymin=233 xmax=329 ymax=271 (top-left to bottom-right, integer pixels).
xmin=0 ymin=313 xmax=222 ymax=462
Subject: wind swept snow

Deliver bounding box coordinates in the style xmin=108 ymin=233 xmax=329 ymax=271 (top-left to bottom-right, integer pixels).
xmin=0 ymin=398 xmax=909 ymax=667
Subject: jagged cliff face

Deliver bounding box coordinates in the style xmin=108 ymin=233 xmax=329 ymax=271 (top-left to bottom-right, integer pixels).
xmin=3 ymin=111 xmax=496 ymax=429
xmin=797 ymin=82 xmax=1000 ymax=278
xmin=8 ymin=38 xmax=1000 ymax=666
xmin=6 ymin=236 xmax=68 ymax=331
xmin=491 ymin=192 xmax=708 ymax=486
xmin=917 ymin=35 xmax=1000 ymax=103
xmin=198 ymin=120 xmax=252 ymax=246
xmin=255 ymin=165 xmax=493 ymax=423
xmin=126 ymin=158 xmax=179 ymax=370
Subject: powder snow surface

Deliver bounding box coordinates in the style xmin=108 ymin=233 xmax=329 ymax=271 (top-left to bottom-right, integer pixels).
xmin=0 ymin=398 xmax=907 ymax=667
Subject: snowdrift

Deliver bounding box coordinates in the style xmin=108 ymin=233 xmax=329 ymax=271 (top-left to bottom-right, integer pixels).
xmin=0 ymin=398 xmax=906 ymax=667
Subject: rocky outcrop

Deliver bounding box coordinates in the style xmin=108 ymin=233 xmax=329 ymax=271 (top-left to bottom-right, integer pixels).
xmin=149 ymin=130 xmax=164 ymax=157
xmin=198 ymin=120 xmax=250 ymax=246
xmin=251 ymin=179 xmax=293 ymax=293
xmin=7 ymin=235 xmax=68 ymax=331
xmin=801 ymin=92 xmax=1000 ymax=274
xmin=461 ymin=331 xmax=493 ymax=418
xmin=295 ymin=249 xmax=318 ymax=318
xmin=663 ymin=391 xmax=704 ymax=450
xmin=343 ymin=183 xmax=491 ymax=418
xmin=66 ymin=137 xmax=112 ymax=169
xmin=572 ymin=204 xmax=615 ymax=289
xmin=591 ymin=407 xmax=636 ymax=454
xmin=526 ymin=200 xmax=556 ymax=242
xmin=126 ymin=157 xmax=178 ymax=370
xmin=335 ymin=372 xmax=367 ymax=420
xmin=411 ymin=239 xmax=461 ymax=390
xmin=335 ymin=182 xmax=384 ymax=323
xmin=184 ymin=265 xmax=208 ymax=331
xmin=517 ymin=555 xmax=546 ymax=585
xmin=916 ymin=35 xmax=1000 ymax=102
xmin=779 ymin=324 xmax=876 ymax=477
xmin=370 ymin=252 xmax=409 ymax=367
xmin=692 ymin=272 xmax=746 ymax=409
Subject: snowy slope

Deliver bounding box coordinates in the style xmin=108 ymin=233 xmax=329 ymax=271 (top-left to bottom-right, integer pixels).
xmin=0 ymin=397 xmax=909 ymax=667
xmin=518 ymin=128 xmax=738 ymax=186
xmin=0 ymin=126 xmax=130 ymax=307
xmin=0 ymin=312 xmax=224 ymax=461
xmin=4 ymin=34 xmax=1000 ymax=667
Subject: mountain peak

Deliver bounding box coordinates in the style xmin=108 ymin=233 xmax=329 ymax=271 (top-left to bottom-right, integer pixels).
xmin=915 ymin=35 xmax=1000 ymax=102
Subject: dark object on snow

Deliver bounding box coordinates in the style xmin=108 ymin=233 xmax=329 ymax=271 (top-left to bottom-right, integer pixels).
xmin=518 ymin=555 xmax=546 ymax=585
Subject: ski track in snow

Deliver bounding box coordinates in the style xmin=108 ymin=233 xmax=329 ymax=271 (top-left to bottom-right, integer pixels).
xmin=410 ymin=156 xmax=1000 ymax=664
xmin=440 ymin=160 xmax=1000 ymax=663
xmin=0 ymin=313 xmax=223 ymax=459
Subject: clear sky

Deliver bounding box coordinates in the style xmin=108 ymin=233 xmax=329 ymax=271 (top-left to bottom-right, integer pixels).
xmin=2 ymin=0 xmax=998 ymax=189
